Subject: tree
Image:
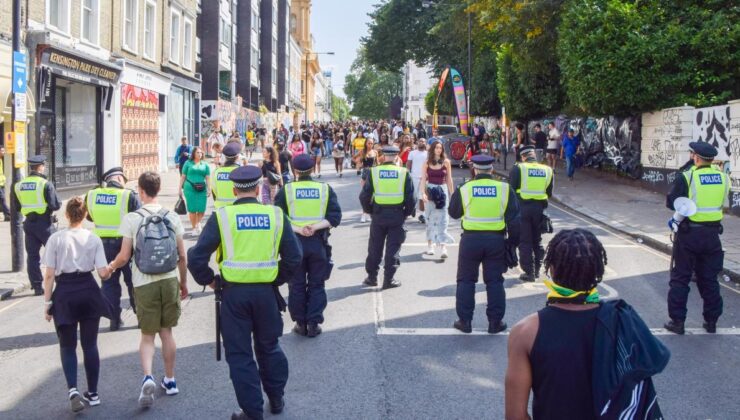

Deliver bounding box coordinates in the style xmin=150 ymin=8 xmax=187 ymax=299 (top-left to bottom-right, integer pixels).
xmin=344 ymin=49 xmax=403 ymax=119
xmin=331 ymin=93 xmax=350 ymax=121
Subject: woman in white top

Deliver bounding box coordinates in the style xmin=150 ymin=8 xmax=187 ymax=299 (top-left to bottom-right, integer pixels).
xmin=42 ymin=197 xmax=112 ymax=413
xmin=546 ymin=121 xmax=561 ymax=168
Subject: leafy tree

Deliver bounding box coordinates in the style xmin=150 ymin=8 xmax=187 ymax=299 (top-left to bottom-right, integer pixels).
xmin=331 ymin=93 xmax=351 ymax=121
xmin=344 ymin=49 xmax=403 ymax=119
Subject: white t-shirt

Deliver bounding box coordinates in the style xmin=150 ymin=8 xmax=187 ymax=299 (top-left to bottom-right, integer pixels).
xmin=43 ymin=228 xmax=108 ymax=276
xmin=547 ymin=128 xmax=561 ymax=149
xmin=407 ymin=150 xmax=428 ymax=178
xmin=392 ymin=125 xmax=403 ymax=139
xmin=119 ymin=203 xmax=185 ymax=288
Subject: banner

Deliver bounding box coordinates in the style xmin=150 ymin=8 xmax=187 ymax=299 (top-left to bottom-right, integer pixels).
xmin=449 ymin=68 xmax=469 ymax=136
xmin=433 ymin=68 xmax=449 ymax=131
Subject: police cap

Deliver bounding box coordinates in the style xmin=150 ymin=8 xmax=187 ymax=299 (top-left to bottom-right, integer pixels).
xmin=688 ymin=141 xmax=718 ymax=160
xmin=28 ymin=155 xmax=46 ymax=166
xmin=519 ymin=145 xmax=536 ymax=155
xmin=293 ymin=154 xmax=314 ymax=172
xmin=102 ymin=167 xmax=127 ymax=182
xmin=471 ymin=154 xmax=494 ymax=170
xmin=222 ymin=142 xmax=241 ymax=158
xmin=229 ymin=165 xmax=263 ymax=189
xmin=382 ymin=145 xmax=400 ymax=155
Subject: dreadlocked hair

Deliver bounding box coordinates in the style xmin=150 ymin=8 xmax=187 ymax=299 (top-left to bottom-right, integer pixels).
xmin=543 ymin=228 xmax=608 ymax=292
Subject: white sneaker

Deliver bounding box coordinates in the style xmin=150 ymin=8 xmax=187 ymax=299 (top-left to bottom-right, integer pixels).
xmin=360 ymin=214 xmax=367 ymax=223
xmin=425 ymin=246 xmax=435 ymax=256
xmin=69 ymin=388 xmax=84 ymax=413
xmin=161 ymin=378 xmax=179 ymax=395
xmin=440 ymin=246 xmax=448 ymax=259
xmin=83 ymin=391 xmax=100 ymax=406
xmin=139 ymin=376 xmax=156 ymax=408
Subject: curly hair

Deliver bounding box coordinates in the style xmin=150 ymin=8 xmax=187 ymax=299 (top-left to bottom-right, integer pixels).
xmin=543 ymin=228 xmax=607 ymax=291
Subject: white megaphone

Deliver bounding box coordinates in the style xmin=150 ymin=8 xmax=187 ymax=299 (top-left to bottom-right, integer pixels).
xmin=670 ymin=197 xmax=697 ymax=232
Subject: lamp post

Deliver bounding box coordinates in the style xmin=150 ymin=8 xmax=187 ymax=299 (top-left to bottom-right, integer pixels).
xmin=304 ymin=51 xmax=334 ymax=125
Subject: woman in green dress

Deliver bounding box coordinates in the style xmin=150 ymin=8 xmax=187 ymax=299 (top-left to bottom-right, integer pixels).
xmin=179 ymin=146 xmax=211 ymax=234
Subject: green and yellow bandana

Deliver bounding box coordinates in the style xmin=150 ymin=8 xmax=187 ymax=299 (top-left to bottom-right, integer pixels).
xmin=544 ymin=279 xmax=599 ymax=304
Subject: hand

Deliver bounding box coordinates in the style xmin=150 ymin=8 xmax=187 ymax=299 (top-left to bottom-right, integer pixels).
xmin=180 ymin=282 xmax=189 ymax=299
xmin=44 ymin=306 xmax=52 ymax=322
xmin=668 ymin=218 xmax=680 ymax=232
xmin=302 ymin=225 xmax=315 ymax=236
xmin=422 ymin=193 xmax=429 ymax=203
xmin=208 ymin=280 xmax=216 ymax=290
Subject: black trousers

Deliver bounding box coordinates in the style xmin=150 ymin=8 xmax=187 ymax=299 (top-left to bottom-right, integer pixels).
xmin=668 ymin=225 xmax=723 ymax=322
xmin=456 ymin=233 xmax=507 ymax=323
xmin=23 ymin=218 xmax=54 ymax=290
xmin=518 ymin=201 xmax=545 ymax=276
xmin=0 ymin=187 xmax=10 ymax=217
xmin=365 ymin=211 xmax=406 ymax=282
xmin=101 ymin=238 xmax=135 ymax=318
xmin=289 ymin=235 xmax=328 ymax=324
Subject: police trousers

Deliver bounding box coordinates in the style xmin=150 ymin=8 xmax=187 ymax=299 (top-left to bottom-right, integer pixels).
xmin=668 ymin=225 xmax=723 ymax=322
xmin=518 ymin=201 xmax=546 ymax=276
xmin=102 ymin=238 xmax=135 ymax=318
xmin=365 ymin=209 xmax=407 ymax=281
xmin=23 ymin=218 xmax=54 ymax=290
xmin=289 ymin=235 xmax=328 ymax=324
xmin=456 ymin=232 xmax=507 ymax=323
xmin=221 ymin=284 xmax=288 ymax=418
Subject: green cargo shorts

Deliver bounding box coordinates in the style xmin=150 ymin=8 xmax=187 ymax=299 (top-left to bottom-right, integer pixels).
xmin=133 ymin=277 xmax=181 ymax=334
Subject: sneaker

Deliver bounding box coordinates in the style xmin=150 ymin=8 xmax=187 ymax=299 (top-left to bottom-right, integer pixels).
xmin=440 ymin=246 xmax=448 ymax=259
xmin=418 ymin=215 xmax=426 ymax=224
xmin=139 ymin=375 xmax=156 ymax=407
xmin=425 ymin=246 xmax=435 ymax=256
xmin=360 ymin=214 xmax=367 ymax=223
xmin=161 ymin=378 xmax=179 ymax=395
xmin=69 ymin=388 xmax=85 ymax=413
xmin=82 ymin=391 xmax=100 ymax=406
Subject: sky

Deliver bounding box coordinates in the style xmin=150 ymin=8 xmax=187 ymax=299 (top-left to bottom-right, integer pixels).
xmin=310 ymin=0 xmax=379 ymax=99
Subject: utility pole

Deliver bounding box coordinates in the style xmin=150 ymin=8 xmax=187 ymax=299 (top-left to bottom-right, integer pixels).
xmin=10 ymin=0 xmax=24 ymax=272
xmin=467 ymin=11 xmax=472 ymax=121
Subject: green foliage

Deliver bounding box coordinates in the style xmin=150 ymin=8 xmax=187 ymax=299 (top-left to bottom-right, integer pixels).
xmin=343 ymin=49 xmax=403 ymax=119
xmin=424 ymin=83 xmax=457 ymax=117
xmin=331 ymin=93 xmax=350 ymax=122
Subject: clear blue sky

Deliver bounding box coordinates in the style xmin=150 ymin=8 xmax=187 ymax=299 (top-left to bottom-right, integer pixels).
xmin=311 ymin=0 xmax=379 ymax=99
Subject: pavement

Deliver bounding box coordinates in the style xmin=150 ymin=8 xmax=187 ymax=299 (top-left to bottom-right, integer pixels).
xmin=0 ymin=165 xmax=739 ymax=418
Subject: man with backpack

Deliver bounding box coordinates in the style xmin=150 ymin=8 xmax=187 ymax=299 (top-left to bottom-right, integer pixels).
xmin=108 ymin=171 xmax=188 ymax=408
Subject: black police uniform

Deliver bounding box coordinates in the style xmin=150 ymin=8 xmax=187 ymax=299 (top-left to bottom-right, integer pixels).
xmin=187 ymin=167 xmax=302 ymax=419
xmin=11 ymin=157 xmax=61 ymax=294
xmin=85 ymin=172 xmax=140 ymax=325
xmin=359 ymin=153 xmax=415 ymax=288
xmin=274 ymin=162 xmax=342 ymax=334
xmin=509 ymin=151 xmax=553 ymax=280
xmin=448 ymin=157 xmax=520 ymax=331
xmin=664 ymin=142 xmax=725 ymax=333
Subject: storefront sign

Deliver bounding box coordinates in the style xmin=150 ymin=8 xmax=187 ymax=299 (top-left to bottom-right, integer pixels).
xmin=120 ymin=66 xmax=172 ymax=95
xmin=54 ymin=165 xmax=98 ymax=188
xmin=12 ymin=51 xmax=27 ymax=93
xmin=37 ymin=67 xmax=56 ymax=111
xmin=40 ymin=46 xmax=121 ymax=86
xmin=14 ymin=93 xmax=27 ymax=121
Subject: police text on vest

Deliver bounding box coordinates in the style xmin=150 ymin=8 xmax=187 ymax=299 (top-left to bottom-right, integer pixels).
xmin=528 ymin=168 xmax=547 ymax=177
xmin=95 ymin=194 xmax=118 ymax=205
xmin=472 ymin=186 xmax=497 ymax=197
xmin=217 ymin=172 xmax=231 ymax=181
xmin=20 ymin=183 xmax=37 ymax=191
xmin=295 ymin=188 xmax=320 ymax=199
xmin=379 ymin=170 xmax=399 ymax=179
xmin=236 ymin=214 xmax=271 ymax=230
xmin=699 ymin=174 xmax=723 ymax=185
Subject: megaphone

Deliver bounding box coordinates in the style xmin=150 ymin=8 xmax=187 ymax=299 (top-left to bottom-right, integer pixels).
xmin=673 ymin=197 xmax=697 ymax=222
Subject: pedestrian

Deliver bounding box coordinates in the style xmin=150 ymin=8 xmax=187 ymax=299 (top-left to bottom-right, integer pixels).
xmin=352 ymin=130 xmax=367 ymax=168
xmin=174 ymin=137 xmax=191 ymax=174
xmin=277 ymin=141 xmax=293 ymax=184
xmin=0 ymin=146 xmax=10 ymax=221
xmin=260 ymin=146 xmax=283 ymax=204
xmin=356 ymin=138 xmax=378 ymax=223
xmin=12 ymin=155 xmax=61 ymax=295
xmin=332 ymin=134 xmax=346 ymax=177
xmin=399 ymin=134 xmax=413 ymax=165
xmin=360 ymin=145 xmax=415 ymax=289
xmin=532 ymin=123 xmax=547 ymax=163
xmin=560 ymin=128 xmax=581 ymax=180
xmin=546 ymin=121 xmax=560 ymax=169
xmin=289 ymin=133 xmax=306 ymax=157
xmin=180 ymin=146 xmax=211 ymax=234
xmin=664 ymin=142 xmax=729 ymax=335
xmin=212 ymin=143 xmax=242 ymax=209
xmin=310 ymin=131 xmax=324 ymax=178
xmin=448 ymin=155 xmax=520 ymax=334
xmin=257 ymin=127 xmax=267 ymax=151
xmin=509 ymin=146 xmax=554 ymax=282
xmin=187 ymin=165 xmax=302 ymax=420
xmin=406 ymin=139 xmax=428 ymax=223
xmin=108 ymin=171 xmax=189 ymax=408
xmin=419 ymin=140 xmax=455 ymax=258
xmin=42 ymin=197 xmax=112 ymax=412
xmin=514 ymin=122 xmax=526 ymax=162
xmin=465 ymin=136 xmax=482 ymax=177
xmin=85 ymin=167 xmax=141 ymax=331
xmin=276 ymin=154 xmax=342 ymax=337
xmin=323 ymin=125 xmax=334 ymax=156
xmin=506 ymin=229 xmax=669 ymax=419
xmin=208 ymin=130 xmax=224 ymax=164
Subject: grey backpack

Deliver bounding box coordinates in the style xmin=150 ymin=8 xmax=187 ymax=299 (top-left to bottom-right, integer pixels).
xmin=134 ymin=208 xmax=179 ymax=274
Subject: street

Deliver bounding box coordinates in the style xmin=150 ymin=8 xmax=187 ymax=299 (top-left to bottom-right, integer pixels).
xmin=1 ymin=169 xmax=739 ymax=419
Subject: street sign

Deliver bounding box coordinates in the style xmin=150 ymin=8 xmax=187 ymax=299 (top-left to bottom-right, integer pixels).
xmin=5 ymin=132 xmax=14 ymax=153
xmin=13 ymin=121 xmax=26 ymax=167
xmin=12 ymin=51 xmax=27 ymax=94
xmin=14 ymin=92 xmax=26 ymax=121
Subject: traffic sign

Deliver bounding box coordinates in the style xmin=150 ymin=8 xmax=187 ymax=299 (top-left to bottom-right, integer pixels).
xmin=13 ymin=121 xmax=26 ymax=167
xmin=14 ymin=93 xmax=26 ymax=121
xmin=5 ymin=132 xmax=14 ymax=153
xmin=12 ymin=51 xmax=27 ymax=94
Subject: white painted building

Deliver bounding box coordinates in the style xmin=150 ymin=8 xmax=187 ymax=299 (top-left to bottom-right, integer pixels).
xmin=314 ymin=70 xmax=331 ymax=122
xmin=402 ymin=61 xmax=435 ymax=124
xmin=288 ymin=35 xmax=303 ymax=113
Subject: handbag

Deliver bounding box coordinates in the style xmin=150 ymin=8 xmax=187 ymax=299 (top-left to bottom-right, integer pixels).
xmin=174 ymin=197 xmax=187 ymax=215
xmin=267 ymin=170 xmax=282 ymax=186
xmin=187 ymin=180 xmax=206 ymax=192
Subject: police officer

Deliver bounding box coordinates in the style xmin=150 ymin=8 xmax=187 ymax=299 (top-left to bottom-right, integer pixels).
xmin=187 ymin=165 xmax=302 ymax=420
xmin=448 ymin=155 xmax=520 ymax=334
xmin=664 ymin=142 xmax=728 ymax=335
xmin=212 ymin=142 xmax=242 ymax=208
xmin=509 ymin=145 xmax=553 ymax=282
xmin=359 ymin=145 xmax=415 ymax=289
xmin=12 ymin=155 xmax=61 ymax=295
xmin=275 ymin=154 xmax=342 ymax=337
xmin=85 ymin=167 xmax=140 ymax=330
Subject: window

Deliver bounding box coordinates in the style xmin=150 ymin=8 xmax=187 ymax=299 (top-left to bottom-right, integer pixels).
xmin=48 ymin=0 xmax=70 ymax=33
xmin=272 ymin=36 xmax=277 ymax=54
xmin=143 ymin=1 xmax=156 ymax=59
xmin=123 ymin=0 xmax=137 ymax=52
xmin=170 ymin=10 xmax=181 ymax=64
xmin=290 ymin=14 xmax=296 ymax=34
xmin=220 ymin=19 xmax=232 ymax=58
xmin=81 ymin=0 xmax=98 ymax=44
xmin=183 ymin=19 xmax=193 ymax=69
xmin=251 ymin=11 xmax=259 ymax=33
xmin=251 ymin=46 xmax=259 ymax=70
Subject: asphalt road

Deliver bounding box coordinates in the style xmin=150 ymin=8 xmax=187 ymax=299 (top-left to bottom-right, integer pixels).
xmin=1 ymin=168 xmax=739 ymax=419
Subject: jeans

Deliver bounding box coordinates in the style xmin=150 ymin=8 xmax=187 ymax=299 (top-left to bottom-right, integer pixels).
xmin=324 ymin=140 xmax=333 ymax=156
xmin=565 ymin=155 xmax=576 ymax=178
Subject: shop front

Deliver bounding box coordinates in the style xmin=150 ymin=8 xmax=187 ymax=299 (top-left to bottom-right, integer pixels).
xmin=34 ymin=45 xmax=120 ymax=191
xmin=165 ymin=73 xmax=200 ymax=168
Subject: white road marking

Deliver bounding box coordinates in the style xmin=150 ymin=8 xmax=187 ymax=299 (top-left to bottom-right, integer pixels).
xmin=403 ymin=243 xmax=459 ymax=247
xmin=372 ymin=288 xmax=386 ymax=332
xmin=377 ymin=327 xmax=740 ymax=336
xmin=650 ymin=328 xmax=740 ymax=336
xmin=0 ymin=297 xmax=28 ymax=314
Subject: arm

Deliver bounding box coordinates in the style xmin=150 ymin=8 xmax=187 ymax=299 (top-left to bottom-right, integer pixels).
xmin=359 ymin=176 xmax=375 ymax=214
xmin=445 ymin=160 xmax=454 ymax=193
xmin=448 ymin=186 xmax=463 ymax=219
xmin=84 ymin=193 xmax=93 ymax=222
xmin=128 ymin=191 xmax=141 ymax=212
xmin=666 ymin=173 xmax=688 ymax=210
xmin=174 ymin=146 xmax=181 ymax=166
xmin=45 ymin=182 xmax=62 ymax=212
xmin=419 ymin=162 xmax=429 ymax=202
xmin=505 ymin=186 xmax=521 ymax=246
xmin=546 ymin=176 xmax=554 ymax=198
xmin=43 ymin=266 xmax=55 ymax=321
xmin=109 ymin=237 xmax=133 ymax=270
xmin=176 ymin=235 xmax=188 ymax=298
xmin=323 ymin=187 xmax=342 ymax=228
xmin=403 ymin=173 xmax=415 ymax=217
xmin=276 ymin=212 xmax=303 ymax=285
xmin=509 ymin=166 xmax=521 ymax=193
xmin=505 ymin=314 xmax=538 ymax=420
xmin=187 ymin=215 xmax=222 ymax=285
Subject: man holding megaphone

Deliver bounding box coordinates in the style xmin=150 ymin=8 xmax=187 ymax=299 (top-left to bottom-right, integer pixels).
xmin=664 ymin=141 xmax=729 ymax=335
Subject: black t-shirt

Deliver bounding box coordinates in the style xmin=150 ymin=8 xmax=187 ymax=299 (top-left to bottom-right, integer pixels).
xmin=534 ymin=131 xmax=547 ymax=149
xmin=279 ymin=151 xmax=291 ymax=174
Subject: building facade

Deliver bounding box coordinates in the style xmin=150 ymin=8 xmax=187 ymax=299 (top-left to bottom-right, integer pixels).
xmin=402 ymin=60 xmax=434 ymax=124
xmin=291 ymin=0 xmax=320 ymax=124
xmin=288 ymin=35 xmax=303 ymax=116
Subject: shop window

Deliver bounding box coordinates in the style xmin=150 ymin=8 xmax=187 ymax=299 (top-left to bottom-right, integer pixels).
xmin=47 ymin=0 xmax=71 ymax=33
xmin=123 ymin=0 xmax=138 ymax=52
xmin=144 ymin=1 xmax=156 ymax=60
xmin=53 ymin=80 xmax=99 ymax=188
xmin=81 ymin=0 xmax=99 ymax=44
xmin=219 ymin=71 xmax=231 ymax=100
xmin=170 ymin=10 xmax=181 ymax=64
xmin=183 ymin=19 xmax=193 ymax=70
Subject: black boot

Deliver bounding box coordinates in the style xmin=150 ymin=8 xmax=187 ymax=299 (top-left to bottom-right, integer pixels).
xmin=453 ymin=319 xmax=472 ymax=333
xmin=664 ymin=319 xmax=685 ymax=335
xmin=307 ymin=323 xmax=322 ymax=338
xmin=488 ymin=320 xmax=507 ymax=334
xmin=269 ymin=396 xmax=285 ymax=414
xmin=362 ymin=276 xmax=378 ymax=287
xmin=519 ymin=273 xmax=535 ymax=282
xmin=382 ymin=279 xmax=401 ymax=289
xmin=231 ymin=410 xmax=261 ymax=420
xmin=703 ymin=321 xmax=717 ymax=334
xmin=292 ymin=322 xmax=307 ymax=336
xmin=110 ymin=318 xmax=123 ymax=332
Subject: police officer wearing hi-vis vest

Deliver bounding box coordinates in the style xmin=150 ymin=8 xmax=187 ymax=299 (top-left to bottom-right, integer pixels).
xmin=359 ymin=145 xmax=415 ymax=289
xmin=275 ymin=154 xmax=342 ymax=338
xmin=12 ymin=155 xmax=61 ymax=295
xmin=448 ymin=155 xmax=519 ymax=334
xmin=85 ymin=167 xmax=140 ymax=331
xmin=664 ymin=141 xmax=729 ymax=335
xmin=509 ymin=145 xmax=553 ymax=282
xmin=212 ymin=142 xmax=242 ymax=208
xmin=187 ymin=165 xmax=302 ymax=420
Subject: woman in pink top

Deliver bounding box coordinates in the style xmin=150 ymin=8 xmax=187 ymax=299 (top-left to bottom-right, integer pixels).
xmin=289 ymin=134 xmax=305 ymax=155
